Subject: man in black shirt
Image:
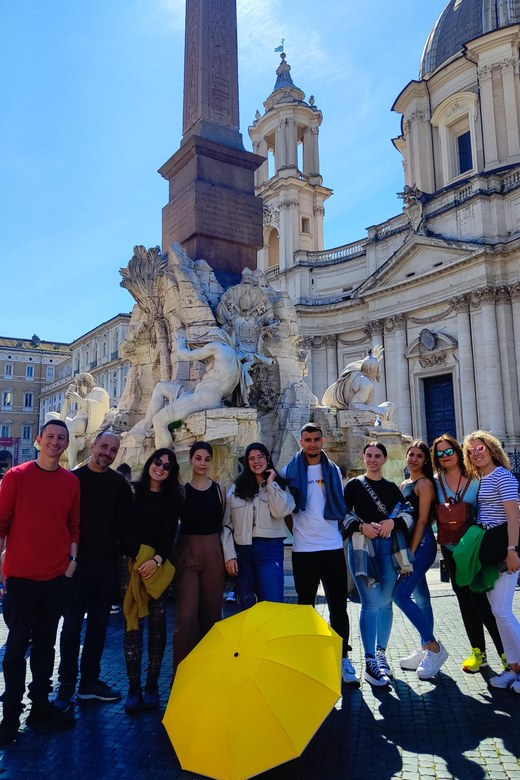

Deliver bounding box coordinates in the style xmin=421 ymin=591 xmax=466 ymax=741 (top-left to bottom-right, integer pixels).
xmin=56 ymin=431 xmax=132 ymax=709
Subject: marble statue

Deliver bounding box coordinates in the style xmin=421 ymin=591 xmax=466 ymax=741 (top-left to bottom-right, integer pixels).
xmin=46 ymin=372 xmax=110 ymax=468
xmin=322 ymin=347 xmax=394 ymax=420
xmin=216 ymin=276 xmax=279 ymax=399
xmin=127 ymin=328 xmax=250 ymax=449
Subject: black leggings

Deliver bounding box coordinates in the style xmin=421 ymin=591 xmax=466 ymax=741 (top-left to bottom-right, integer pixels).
xmin=442 ymin=546 xmax=504 ymax=656
xmin=292 ymin=548 xmax=351 ymax=654
xmin=118 ymin=556 xmax=167 ymax=688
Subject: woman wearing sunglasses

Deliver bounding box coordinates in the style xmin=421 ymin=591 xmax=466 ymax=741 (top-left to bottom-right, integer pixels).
xmin=394 ymin=441 xmax=448 ymax=679
xmin=463 ymin=431 xmax=520 ymax=691
xmin=222 ymin=442 xmax=295 ymax=610
xmin=122 ymin=448 xmax=183 ymax=712
xmin=172 ymin=441 xmax=226 ymax=679
xmin=432 ymin=435 xmax=505 ymax=675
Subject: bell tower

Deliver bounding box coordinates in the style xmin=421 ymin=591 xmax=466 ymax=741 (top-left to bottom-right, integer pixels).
xmin=248 ymin=53 xmax=332 ymax=274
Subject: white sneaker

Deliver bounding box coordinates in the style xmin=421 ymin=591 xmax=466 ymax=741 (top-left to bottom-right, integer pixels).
xmin=375 ymin=648 xmax=393 ymax=679
xmin=400 ymin=648 xmax=426 ymax=671
xmin=511 ymin=674 xmax=520 ymax=693
xmin=417 ymin=643 xmax=449 ymax=680
xmin=341 ymin=658 xmax=360 ymax=686
xmin=489 ymin=667 xmax=517 ymax=688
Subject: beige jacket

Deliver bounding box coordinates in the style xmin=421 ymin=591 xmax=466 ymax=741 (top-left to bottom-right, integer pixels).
xmin=221 ymin=481 xmax=295 ymax=562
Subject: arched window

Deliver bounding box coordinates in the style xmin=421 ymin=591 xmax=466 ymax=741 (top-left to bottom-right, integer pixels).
xmin=267 ymin=228 xmax=280 ymax=268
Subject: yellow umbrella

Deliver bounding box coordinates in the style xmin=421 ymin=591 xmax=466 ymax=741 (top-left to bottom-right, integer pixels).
xmin=163 ymin=601 xmax=342 ymax=780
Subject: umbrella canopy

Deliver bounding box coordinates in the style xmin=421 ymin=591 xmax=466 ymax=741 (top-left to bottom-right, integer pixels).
xmin=163 ymin=601 xmax=342 ymax=780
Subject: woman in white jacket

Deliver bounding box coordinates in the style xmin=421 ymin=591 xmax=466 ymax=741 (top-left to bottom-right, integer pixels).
xmin=222 ymin=442 xmax=295 ymax=610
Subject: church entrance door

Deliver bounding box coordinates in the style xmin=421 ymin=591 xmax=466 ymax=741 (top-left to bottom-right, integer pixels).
xmin=423 ymin=374 xmax=456 ymax=444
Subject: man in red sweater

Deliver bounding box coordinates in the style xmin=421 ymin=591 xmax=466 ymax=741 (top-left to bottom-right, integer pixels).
xmin=0 ymin=420 xmax=80 ymax=747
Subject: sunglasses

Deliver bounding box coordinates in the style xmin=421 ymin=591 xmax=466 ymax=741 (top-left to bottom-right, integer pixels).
xmin=153 ymin=458 xmax=173 ymax=471
xmin=436 ymin=448 xmax=454 ymax=458
xmin=468 ymin=445 xmax=486 ymax=456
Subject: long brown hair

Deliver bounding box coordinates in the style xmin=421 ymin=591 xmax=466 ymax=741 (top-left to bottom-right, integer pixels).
xmin=431 ymin=434 xmax=466 ymax=476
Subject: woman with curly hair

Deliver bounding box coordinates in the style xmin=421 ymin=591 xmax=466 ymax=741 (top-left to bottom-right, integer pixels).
xmin=393 ymin=440 xmax=448 ymax=680
xmin=432 ymin=434 xmax=504 ymax=674
xmin=222 ymin=442 xmax=295 ymax=610
xmin=122 ymin=448 xmax=183 ymax=712
xmin=463 ymin=431 xmax=520 ymax=691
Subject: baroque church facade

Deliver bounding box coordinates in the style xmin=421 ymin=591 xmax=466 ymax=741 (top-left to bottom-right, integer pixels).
xmin=249 ymin=0 xmax=520 ymax=448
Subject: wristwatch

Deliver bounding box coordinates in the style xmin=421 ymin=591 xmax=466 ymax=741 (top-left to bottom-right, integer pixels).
xmin=69 ymin=555 xmax=77 ymax=562
xmin=152 ymin=556 xmax=162 ymax=567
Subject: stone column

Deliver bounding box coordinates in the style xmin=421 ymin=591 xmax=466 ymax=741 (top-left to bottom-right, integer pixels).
xmin=500 ymin=58 xmax=520 ymax=158
xmin=478 ymin=65 xmax=499 ymax=166
xmin=325 ymin=335 xmax=338 ymax=388
xmin=392 ymin=315 xmax=412 ymax=436
xmin=453 ymin=295 xmax=478 ymax=435
xmin=311 ymin=127 xmax=320 ymax=176
xmin=286 ymin=118 xmax=298 ymax=168
xmin=365 ymin=320 xmax=386 ymax=406
xmin=511 ymin=283 xmax=520 ymax=413
xmin=302 ymin=127 xmax=313 ymax=175
xmin=313 ymin=205 xmax=325 ymax=251
xmin=279 ymin=198 xmax=297 ymax=271
xmin=495 ymin=286 xmax=520 ymax=438
xmin=478 ymin=288 xmax=506 ymax=437
xmin=275 ymin=122 xmax=287 ymax=170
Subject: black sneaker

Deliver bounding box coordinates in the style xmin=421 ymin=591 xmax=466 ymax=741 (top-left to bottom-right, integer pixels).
xmin=124 ymin=686 xmax=143 ymax=713
xmin=364 ymin=657 xmax=391 ymax=687
xmin=77 ymin=680 xmax=121 ymax=702
xmin=54 ymin=683 xmax=75 ymax=713
xmin=26 ymin=701 xmax=75 ymax=728
xmin=143 ymin=683 xmax=160 ymax=711
xmin=0 ymin=717 xmax=19 ymax=748
xmin=375 ymin=648 xmax=393 ymax=679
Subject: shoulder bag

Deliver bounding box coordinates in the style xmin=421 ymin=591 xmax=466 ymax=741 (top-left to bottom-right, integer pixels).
xmin=436 ymin=475 xmax=473 ymax=546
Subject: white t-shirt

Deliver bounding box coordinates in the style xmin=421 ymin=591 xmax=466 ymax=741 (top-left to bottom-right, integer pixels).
xmin=281 ymin=462 xmax=343 ymax=553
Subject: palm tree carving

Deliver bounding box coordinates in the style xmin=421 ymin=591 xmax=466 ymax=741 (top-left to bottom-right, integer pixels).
xmin=120 ymin=246 xmax=171 ymax=381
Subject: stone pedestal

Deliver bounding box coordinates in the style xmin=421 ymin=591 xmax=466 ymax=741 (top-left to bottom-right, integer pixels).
xmin=159 ymin=136 xmax=265 ymax=282
xmin=116 ymin=407 xmax=259 ymax=486
xmin=314 ymin=408 xmax=411 ymax=486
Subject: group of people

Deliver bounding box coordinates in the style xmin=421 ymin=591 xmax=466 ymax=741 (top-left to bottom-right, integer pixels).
xmin=0 ymin=418 xmax=518 ymax=748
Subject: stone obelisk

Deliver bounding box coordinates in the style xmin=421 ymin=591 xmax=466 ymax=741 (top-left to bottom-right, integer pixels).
xmin=159 ymin=0 xmax=264 ymax=282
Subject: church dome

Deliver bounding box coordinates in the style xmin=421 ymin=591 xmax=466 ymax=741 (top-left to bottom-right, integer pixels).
xmin=420 ymin=0 xmax=520 ymax=78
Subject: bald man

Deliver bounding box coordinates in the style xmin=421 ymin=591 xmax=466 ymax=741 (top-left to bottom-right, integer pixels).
xmin=56 ymin=431 xmax=132 ymax=710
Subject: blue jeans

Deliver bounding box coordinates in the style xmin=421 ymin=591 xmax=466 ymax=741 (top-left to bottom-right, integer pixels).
xmin=393 ymin=526 xmax=436 ymax=644
xmin=235 ymin=537 xmax=284 ymax=610
xmin=349 ymin=536 xmax=397 ymax=657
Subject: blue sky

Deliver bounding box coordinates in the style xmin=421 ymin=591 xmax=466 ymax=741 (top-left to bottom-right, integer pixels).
xmin=1 ymin=0 xmax=444 ymax=343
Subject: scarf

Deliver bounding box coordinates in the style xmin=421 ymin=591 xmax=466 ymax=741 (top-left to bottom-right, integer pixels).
xmin=285 ymin=450 xmax=346 ymax=523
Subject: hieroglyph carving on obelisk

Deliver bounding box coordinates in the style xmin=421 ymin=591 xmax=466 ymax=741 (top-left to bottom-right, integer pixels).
xmin=183 ymin=0 xmax=240 ymax=139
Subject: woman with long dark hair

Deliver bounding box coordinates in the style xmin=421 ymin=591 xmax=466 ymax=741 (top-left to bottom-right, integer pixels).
xmin=432 ymin=434 xmax=505 ymax=674
xmin=172 ymin=441 xmax=226 ymax=679
xmin=222 ymin=442 xmax=295 ymax=610
xmin=393 ymin=440 xmax=448 ymax=679
xmin=343 ymin=441 xmax=412 ymax=687
xmin=463 ymin=431 xmax=520 ymax=692
xmin=122 ymin=448 xmax=182 ymax=713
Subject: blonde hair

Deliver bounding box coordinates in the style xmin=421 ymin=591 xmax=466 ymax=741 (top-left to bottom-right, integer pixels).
xmin=462 ymin=430 xmax=511 ymax=479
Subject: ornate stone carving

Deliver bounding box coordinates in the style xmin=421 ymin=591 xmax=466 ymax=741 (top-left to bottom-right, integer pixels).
xmin=510 ymin=281 xmax=520 ymax=301
xmin=322 ymin=346 xmax=394 ymax=420
xmin=279 ymin=199 xmax=299 ymax=210
xmin=408 ymin=305 xmax=455 ymax=324
xmin=478 ymin=286 xmax=498 ymax=305
xmin=323 ymin=335 xmax=337 ymax=347
xmin=398 ymin=184 xmax=424 ymax=232
xmin=404 ymin=109 xmax=427 ymax=133
xmin=452 ymin=295 xmax=470 ymax=314
xmin=313 ymin=205 xmax=325 ymax=216
xmin=263 ymin=205 xmax=280 ymax=229
xmin=495 ymin=286 xmax=511 ymax=304
xmin=499 ymin=57 xmax=519 ymax=74
xmin=419 ymin=353 xmax=447 ymax=368
xmin=477 ymin=64 xmax=494 ymax=80
xmin=386 ymin=314 xmax=407 ymax=331
xmin=338 ymin=334 xmax=370 ymax=347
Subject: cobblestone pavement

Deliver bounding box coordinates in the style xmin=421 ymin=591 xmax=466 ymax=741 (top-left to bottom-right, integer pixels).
xmin=0 ymin=565 xmax=519 ymax=780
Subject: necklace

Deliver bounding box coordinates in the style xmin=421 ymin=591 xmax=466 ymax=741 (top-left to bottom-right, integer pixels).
xmin=444 ymin=470 xmax=463 ymax=497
